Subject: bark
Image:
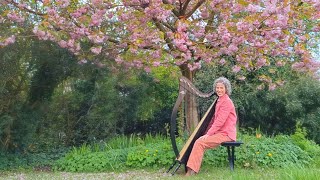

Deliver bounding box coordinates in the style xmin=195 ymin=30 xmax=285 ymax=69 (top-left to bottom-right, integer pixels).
xmin=179 ymin=64 xmax=199 ymax=134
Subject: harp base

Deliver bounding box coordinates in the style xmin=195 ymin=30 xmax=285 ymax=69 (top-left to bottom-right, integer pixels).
xmin=166 ymin=160 xmax=184 ymax=175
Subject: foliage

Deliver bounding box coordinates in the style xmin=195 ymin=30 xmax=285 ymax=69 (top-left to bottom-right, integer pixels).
xmin=125 ymin=141 xmax=174 ymax=168
xmin=54 ymin=134 xmax=175 ymax=172
xmin=1 ymin=33 xmax=178 ymax=152
xmin=2 ymin=132 xmax=320 ymax=172
xmin=2 ymin=1 xmax=320 ymax=85
xmin=0 ymin=148 xmax=68 ymax=171
xmin=290 ymin=123 xmax=320 ymax=168
xmin=54 ymin=146 xmax=128 ymax=172
xmin=204 ymin=133 xmax=312 ymax=169
xmin=242 ymin=76 xmax=320 ymax=143
xmin=53 ymin=133 xmax=320 ymax=173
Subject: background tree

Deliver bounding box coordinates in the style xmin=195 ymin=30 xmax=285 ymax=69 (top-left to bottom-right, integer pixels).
xmin=1 ymin=0 xmax=320 ymax=133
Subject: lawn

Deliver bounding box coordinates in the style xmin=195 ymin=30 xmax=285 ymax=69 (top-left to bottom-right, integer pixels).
xmin=1 ymin=167 xmax=319 ymax=180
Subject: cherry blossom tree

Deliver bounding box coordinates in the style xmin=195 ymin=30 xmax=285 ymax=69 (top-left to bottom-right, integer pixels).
xmin=1 ymin=0 xmax=320 ymax=131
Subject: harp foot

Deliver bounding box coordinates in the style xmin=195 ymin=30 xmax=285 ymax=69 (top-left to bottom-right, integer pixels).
xmin=166 ymin=161 xmax=182 ymax=175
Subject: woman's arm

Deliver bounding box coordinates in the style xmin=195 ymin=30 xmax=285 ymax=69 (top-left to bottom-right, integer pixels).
xmin=206 ymin=100 xmax=233 ymax=135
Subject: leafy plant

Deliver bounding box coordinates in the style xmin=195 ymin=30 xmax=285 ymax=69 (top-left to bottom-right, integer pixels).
xmin=203 ymin=133 xmax=312 ymax=169
xmin=125 ymin=141 xmax=174 ymax=168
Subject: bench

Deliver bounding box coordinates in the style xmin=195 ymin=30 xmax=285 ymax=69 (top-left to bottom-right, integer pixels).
xmin=220 ymin=141 xmax=243 ymax=171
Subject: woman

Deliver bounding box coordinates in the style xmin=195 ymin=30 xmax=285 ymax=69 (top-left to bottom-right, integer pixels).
xmin=185 ymin=77 xmax=237 ymax=176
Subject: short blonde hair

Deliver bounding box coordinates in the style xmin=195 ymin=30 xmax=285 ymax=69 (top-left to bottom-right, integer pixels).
xmin=213 ymin=77 xmax=232 ymax=95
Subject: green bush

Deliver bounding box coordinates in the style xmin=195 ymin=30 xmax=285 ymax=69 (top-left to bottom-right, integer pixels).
xmin=290 ymin=123 xmax=320 ymax=168
xmin=203 ymin=134 xmax=312 ymax=168
xmin=54 ymin=137 xmax=175 ymax=172
xmin=53 ymin=133 xmax=320 ymax=172
xmin=54 ymin=147 xmax=128 ymax=172
xmin=0 ymin=148 xmax=68 ymax=170
xmin=242 ymin=77 xmax=320 ymax=143
xmin=125 ymin=141 xmax=174 ymax=168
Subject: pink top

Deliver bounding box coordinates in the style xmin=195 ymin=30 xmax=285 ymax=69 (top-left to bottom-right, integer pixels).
xmin=206 ymin=94 xmax=237 ymax=141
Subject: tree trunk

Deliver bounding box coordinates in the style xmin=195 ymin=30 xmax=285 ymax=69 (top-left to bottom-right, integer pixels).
xmin=179 ymin=64 xmax=199 ymax=135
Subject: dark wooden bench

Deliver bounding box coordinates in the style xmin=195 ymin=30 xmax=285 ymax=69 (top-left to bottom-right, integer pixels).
xmin=221 ymin=141 xmax=243 ymax=171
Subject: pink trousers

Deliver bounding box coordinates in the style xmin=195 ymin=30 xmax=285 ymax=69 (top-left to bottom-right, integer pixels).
xmin=186 ymin=133 xmax=232 ymax=173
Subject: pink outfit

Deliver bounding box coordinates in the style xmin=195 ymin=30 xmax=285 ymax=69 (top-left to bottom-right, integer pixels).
xmin=187 ymin=94 xmax=237 ymax=173
xmin=206 ymin=94 xmax=237 ymax=140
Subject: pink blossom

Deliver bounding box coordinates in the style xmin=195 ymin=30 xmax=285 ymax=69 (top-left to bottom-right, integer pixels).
xmin=292 ymin=62 xmax=305 ymax=70
xmin=47 ymin=8 xmax=57 ymax=16
xmin=58 ymin=40 xmax=67 ymax=48
xmin=256 ymin=58 xmax=267 ymax=67
xmin=151 ymin=51 xmax=161 ymax=59
xmin=78 ymin=59 xmax=88 ymax=64
xmin=32 ymin=28 xmax=47 ymax=39
xmin=181 ymin=52 xmax=192 ymax=60
xmin=219 ymin=58 xmax=226 ymax=65
xmin=294 ymin=46 xmax=305 ymax=55
xmin=201 ymin=8 xmax=209 ymax=19
xmin=194 ymin=28 xmax=205 ymax=38
xmin=268 ymin=83 xmax=276 ymax=91
xmin=314 ymin=2 xmax=320 ymax=11
xmin=232 ymin=4 xmax=242 ymax=13
xmin=298 ymin=35 xmax=307 ymax=42
xmin=90 ymin=46 xmax=102 ymax=55
xmin=153 ymin=61 xmax=161 ymax=67
xmin=232 ymin=65 xmax=241 ymax=73
xmin=275 ymin=14 xmax=288 ymax=27
xmin=7 ymin=12 xmax=25 ymax=23
xmin=134 ymin=60 xmax=143 ymax=68
xmin=88 ymin=33 xmax=106 ymax=44
xmin=71 ymin=11 xmax=82 ymax=18
xmin=188 ymin=62 xmax=201 ymax=71
xmin=276 ymin=61 xmax=284 ymax=67
xmin=92 ymin=0 xmax=103 ymax=6
xmin=56 ymin=0 xmax=70 ymax=8
xmin=236 ymin=21 xmax=253 ymax=32
xmin=227 ymin=44 xmax=238 ymax=55
xmin=67 ymin=39 xmax=75 ymax=48
xmin=115 ymin=57 xmax=123 ymax=64
xmin=221 ymin=33 xmax=231 ymax=44
xmin=247 ymin=4 xmax=261 ymax=13
xmin=144 ymin=67 xmax=151 ymax=73
xmin=0 ymin=35 xmax=16 ymax=46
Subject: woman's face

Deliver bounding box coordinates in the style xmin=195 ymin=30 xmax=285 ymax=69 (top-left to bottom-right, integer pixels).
xmin=215 ymin=82 xmax=226 ymax=97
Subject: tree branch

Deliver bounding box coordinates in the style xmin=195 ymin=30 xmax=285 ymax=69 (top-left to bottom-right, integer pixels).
xmin=185 ymin=0 xmax=206 ymax=19
xmin=153 ymin=18 xmax=175 ymax=51
xmin=181 ymin=0 xmax=192 ymax=15
xmin=5 ymin=0 xmax=46 ymax=16
xmin=162 ymin=0 xmax=180 ymax=17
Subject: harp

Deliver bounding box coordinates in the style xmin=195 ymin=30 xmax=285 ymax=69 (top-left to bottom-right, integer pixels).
xmin=167 ymin=77 xmax=217 ymax=175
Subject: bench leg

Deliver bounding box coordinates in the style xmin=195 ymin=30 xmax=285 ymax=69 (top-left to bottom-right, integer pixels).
xmin=231 ymin=146 xmax=235 ymax=171
xmin=226 ymin=146 xmax=235 ymax=171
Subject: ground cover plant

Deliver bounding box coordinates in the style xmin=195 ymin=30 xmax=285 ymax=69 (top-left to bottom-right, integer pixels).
xmin=53 ymin=128 xmax=320 ymax=173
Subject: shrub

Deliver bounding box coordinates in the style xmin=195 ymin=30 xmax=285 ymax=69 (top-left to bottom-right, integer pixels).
xmin=54 ymin=148 xmax=128 ymax=172
xmin=54 ymin=133 xmax=319 ymax=172
xmin=125 ymin=141 xmax=174 ymax=168
xmin=54 ymin=135 xmax=176 ymax=172
xmin=203 ymin=134 xmax=312 ymax=168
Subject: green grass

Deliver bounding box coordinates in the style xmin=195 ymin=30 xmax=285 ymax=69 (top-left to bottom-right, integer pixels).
xmin=1 ymin=167 xmax=319 ymax=180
